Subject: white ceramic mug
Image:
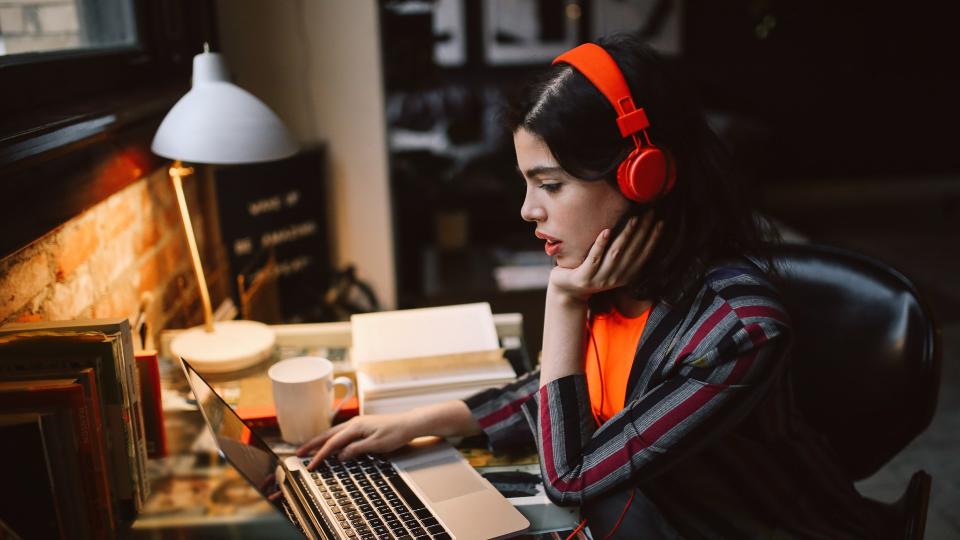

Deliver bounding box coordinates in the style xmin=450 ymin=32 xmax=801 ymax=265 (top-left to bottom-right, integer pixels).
xmin=268 ymin=356 xmax=355 ymax=445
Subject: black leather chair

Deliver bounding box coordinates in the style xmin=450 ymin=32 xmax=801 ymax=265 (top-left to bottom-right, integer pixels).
xmin=771 ymin=243 xmax=941 ymax=539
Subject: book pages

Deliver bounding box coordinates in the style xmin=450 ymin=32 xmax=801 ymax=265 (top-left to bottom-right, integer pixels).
xmin=351 ymin=303 xmax=517 ymax=415
xmin=351 ymin=303 xmax=499 ymax=365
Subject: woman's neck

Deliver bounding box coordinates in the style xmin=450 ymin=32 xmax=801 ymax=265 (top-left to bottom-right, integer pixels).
xmin=613 ymin=290 xmax=654 ymax=318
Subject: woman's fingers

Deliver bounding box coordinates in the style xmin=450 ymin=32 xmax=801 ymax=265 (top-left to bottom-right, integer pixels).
xmin=592 ymin=216 xmax=634 ymax=282
xmin=298 ymin=413 xmax=418 ymax=468
xmin=589 ymin=228 xmax=610 ymax=266
xmin=617 ymin=213 xmax=657 ymax=269
xmin=296 ymin=421 xmax=349 ymax=457
xmin=579 ymin=227 xmax=611 ymax=279
xmin=595 ymin=212 xmax=653 ymax=284
xmin=306 ymin=423 xmax=364 ymax=469
xmin=338 ymin=438 xmax=376 ymax=461
xmin=624 ymin=220 xmax=664 ymax=278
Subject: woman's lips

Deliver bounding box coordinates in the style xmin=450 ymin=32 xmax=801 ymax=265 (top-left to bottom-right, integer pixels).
xmin=536 ymin=231 xmax=562 ymax=257
xmin=544 ymin=240 xmax=562 ymax=256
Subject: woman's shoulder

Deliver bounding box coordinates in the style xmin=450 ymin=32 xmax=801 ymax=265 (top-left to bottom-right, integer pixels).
xmin=698 ymin=256 xmax=790 ymax=327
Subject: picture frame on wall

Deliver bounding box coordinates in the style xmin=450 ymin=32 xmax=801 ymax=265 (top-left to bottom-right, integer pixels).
xmin=433 ymin=0 xmax=467 ymax=67
xmin=590 ymin=0 xmax=683 ymax=56
xmin=482 ymin=0 xmax=582 ymax=65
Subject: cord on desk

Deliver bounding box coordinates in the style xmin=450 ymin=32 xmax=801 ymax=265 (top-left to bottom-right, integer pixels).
xmin=566 ymin=518 xmax=588 ymax=540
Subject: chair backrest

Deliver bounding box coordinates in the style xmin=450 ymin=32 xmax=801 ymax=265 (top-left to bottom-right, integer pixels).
xmin=770 ymin=243 xmax=940 ymax=480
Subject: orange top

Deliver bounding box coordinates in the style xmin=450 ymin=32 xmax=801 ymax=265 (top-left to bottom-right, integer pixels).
xmin=585 ymin=305 xmax=652 ymax=424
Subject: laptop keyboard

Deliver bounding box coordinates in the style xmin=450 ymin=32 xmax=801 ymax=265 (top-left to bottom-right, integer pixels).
xmin=304 ymin=454 xmax=452 ymax=540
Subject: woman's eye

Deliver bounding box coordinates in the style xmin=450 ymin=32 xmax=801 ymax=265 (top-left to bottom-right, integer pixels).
xmin=539 ymin=183 xmax=562 ymax=193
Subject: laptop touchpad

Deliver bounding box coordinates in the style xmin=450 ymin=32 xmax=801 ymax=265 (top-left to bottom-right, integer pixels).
xmin=403 ymin=453 xmax=488 ymax=502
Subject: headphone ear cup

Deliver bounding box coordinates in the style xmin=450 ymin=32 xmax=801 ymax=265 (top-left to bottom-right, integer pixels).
xmin=617 ymin=146 xmax=676 ymax=203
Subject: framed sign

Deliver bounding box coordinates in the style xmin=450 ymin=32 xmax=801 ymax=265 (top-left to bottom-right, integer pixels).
xmin=214 ymin=145 xmax=332 ymax=323
xmin=433 ymin=0 xmax=467 ymax=67
xmin=590 ymin=0 xmax=683 ymax=56
xmin=482 ymin=0 xmax=582 ymax=65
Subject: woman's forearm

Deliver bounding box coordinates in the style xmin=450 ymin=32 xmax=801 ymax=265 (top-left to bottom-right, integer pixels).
xmin=540 ymin=284 xmax=590 ymax=386
xmin=402 ymin=284 xmax=590 ymax=441
xmin=407 ymin=399 xmax=482 ymax=439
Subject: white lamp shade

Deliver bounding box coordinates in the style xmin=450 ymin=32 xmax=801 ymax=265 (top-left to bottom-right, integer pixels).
xmin=152 ymin=51 xmax=298 ymax=164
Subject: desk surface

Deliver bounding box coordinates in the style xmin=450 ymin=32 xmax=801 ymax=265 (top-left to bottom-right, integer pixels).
xmin=128 ymin=354 xmax=306 ymax=538
xmin=127 ymin=319 xmax=574 ymax=539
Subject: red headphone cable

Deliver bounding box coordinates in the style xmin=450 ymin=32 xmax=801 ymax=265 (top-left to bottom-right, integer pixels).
xmin=565 ymin=518 xmax=588 ymax=540
xmin=587 ymin=316 xmax=605 ymax=423
xmin=562 ymin=488 xmax=636 ymax=540
xmin=602 ymin=487 xmax=636 ymax=540
xmin=571 ymin=315 xmax=634 ymax=539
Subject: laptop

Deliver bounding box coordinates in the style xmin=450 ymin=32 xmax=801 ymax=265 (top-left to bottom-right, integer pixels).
xmin=180 ymin=357 xmax=530 ymax=539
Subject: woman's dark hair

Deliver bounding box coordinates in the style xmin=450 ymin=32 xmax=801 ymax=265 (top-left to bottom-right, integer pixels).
xmin=504 ymin=32 xmax=779 ymax=306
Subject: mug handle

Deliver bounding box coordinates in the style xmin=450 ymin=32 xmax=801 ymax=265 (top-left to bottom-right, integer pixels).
xmin=330 ymin=376 xmax=356 ymax=421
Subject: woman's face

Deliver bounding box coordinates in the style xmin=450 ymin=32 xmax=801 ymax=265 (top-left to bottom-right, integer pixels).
xmin=515 ymin=128 xmax=631 ymax=269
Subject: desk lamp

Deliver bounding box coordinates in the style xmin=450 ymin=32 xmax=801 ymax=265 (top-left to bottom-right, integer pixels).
xmin=152 ymin=43 xmax=298 ymax=373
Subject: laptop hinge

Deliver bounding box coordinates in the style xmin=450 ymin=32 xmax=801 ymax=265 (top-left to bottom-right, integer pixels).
xmin=281 ymin=475 xmax=323 ymax=539
xmin=286 ymin=466 xmax=338 ymax=540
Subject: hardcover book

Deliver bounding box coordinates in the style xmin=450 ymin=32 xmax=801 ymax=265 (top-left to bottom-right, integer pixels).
xmin=0 ymin=318 xmax=149 ymax=517
xmin=135 ymin=349 xmax=167 ymax=458
xmin=1 ymin=367 xmax=115 ymax=532
xmin=0 ymin=381 xmax=105 ymax=539
xmin=0 ymin=413 xmax=65 ymax=540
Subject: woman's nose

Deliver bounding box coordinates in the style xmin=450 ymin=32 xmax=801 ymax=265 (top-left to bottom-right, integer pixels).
xmin=520 ymin=191 xmax=545 ymax=223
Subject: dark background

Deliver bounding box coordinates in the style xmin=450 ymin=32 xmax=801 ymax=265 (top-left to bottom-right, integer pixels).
xmin=378 ymin=0 xmax=960 ymax=324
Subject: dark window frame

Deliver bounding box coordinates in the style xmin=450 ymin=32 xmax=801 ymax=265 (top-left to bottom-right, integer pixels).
xmin=0 ymin=0 xmax=217 ymax=260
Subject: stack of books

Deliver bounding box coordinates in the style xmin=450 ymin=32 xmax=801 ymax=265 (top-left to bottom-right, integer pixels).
xmin=0 ymin=318 xmax=151 ymax=540
xmin=352 ymin=303 xmax=518 ymax=415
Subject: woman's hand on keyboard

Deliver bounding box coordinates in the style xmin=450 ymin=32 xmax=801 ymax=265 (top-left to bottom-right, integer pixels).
xmin=296 ymin=412 xmax=415 ymax=469
xmin=295 ymin=400 xmax=482 ymax=470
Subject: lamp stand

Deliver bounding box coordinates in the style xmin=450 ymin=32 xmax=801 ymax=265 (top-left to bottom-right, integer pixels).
xmin=167 ymin=161 xmax=275 ymax=373
xmin=169 ymin=161 xmax=215 ymax=333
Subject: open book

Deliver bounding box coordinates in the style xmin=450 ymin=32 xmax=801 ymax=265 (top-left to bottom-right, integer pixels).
xmin=351 ymin=303 xmax=518 ymax=414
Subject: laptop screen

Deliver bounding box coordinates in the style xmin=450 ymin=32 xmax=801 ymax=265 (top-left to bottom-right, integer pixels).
xmin=181 ymin=358 xmax=283 ymax=507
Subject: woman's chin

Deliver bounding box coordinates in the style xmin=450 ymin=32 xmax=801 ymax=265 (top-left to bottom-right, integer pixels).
xmin=555 ymin=253 xmax=586 ymax=269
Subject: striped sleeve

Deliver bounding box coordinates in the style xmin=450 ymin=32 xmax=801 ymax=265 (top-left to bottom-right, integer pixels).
xmin=462 ymin=368 xmax=542 ymax=450
xmin=522 ymin=273 xmax=790 ymax=505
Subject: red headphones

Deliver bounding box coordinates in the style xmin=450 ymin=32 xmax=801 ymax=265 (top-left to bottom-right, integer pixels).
xmin=553 ymin=43 xmax=676 ymax=203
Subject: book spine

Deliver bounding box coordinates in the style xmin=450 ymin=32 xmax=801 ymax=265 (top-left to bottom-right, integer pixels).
xmin=114 ymin=328 xmax=151 ymax=508
xmin=123 ymin=322 xmax=151 ymax=506
xmin=108 ymin=335 xmax=146 ymax=514
xmin=135 ymin=352 xmax=167 ymax=458
xmin=75 ymin=369 xmax=117 ymax=535
xmin=70 ymin=385 xmax=112 ymax=539
xmin=41 ymin=412 xmax=85 ymax=540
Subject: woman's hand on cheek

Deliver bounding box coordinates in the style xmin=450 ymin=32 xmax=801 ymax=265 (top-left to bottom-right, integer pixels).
xmin=548 ymin=212 xmax=664 ymax=303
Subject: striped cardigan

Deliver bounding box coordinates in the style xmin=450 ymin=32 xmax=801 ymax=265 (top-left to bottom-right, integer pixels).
xmin=464 ymin=260 xmax=892 ymax=538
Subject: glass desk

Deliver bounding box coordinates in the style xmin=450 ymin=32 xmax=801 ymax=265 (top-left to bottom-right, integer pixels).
xmin=125 ymin=316 xmax=553 ymax=539
xmin=127 ymin=322 xmax=356 ymax=539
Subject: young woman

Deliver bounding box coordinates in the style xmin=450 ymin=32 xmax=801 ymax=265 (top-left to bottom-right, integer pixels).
xmin=298 ymin=33 xmax=894 ymax=538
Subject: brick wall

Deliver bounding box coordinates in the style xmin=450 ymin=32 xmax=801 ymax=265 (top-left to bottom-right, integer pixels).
xmin=0 ymin=164 xmax=231 ymax=341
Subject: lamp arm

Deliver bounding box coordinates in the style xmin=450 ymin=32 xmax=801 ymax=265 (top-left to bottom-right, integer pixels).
xmin=169 ymin=161 xmax=215 ymax=333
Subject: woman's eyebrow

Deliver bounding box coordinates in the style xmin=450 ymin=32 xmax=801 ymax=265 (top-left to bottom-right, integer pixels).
xmin=518 ymin=165 xmax=564 ymax=178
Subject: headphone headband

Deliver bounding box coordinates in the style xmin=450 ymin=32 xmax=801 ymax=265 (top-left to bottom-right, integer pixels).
xmin=551 ymin=42 xmax=676 ymax=204
xmin=552 ymin=43 xmax=650 ymax=138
